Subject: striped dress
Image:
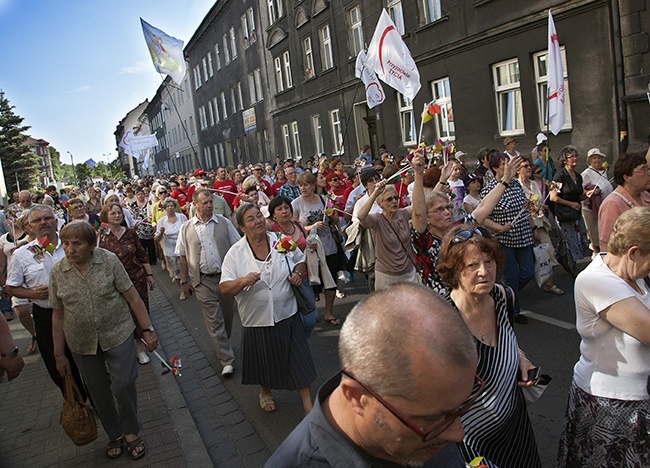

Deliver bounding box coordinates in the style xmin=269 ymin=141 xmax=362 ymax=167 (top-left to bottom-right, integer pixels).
xmin=455 ymin=286 xmax=541 ymax=468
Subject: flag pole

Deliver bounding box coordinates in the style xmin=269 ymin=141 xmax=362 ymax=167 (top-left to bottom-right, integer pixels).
xmin=417 ymin=102 xmax=426 ymax=145
xmin=161 ymin=75 xmax=201 ymax=169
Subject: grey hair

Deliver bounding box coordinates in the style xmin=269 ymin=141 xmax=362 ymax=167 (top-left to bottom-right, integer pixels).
xmin=339 ymin=283 xmax=476 ymax=399
xmin=425 ymin=190 xmax=450 ymax=210
xmin=162 ymin=197 xmax=177 ymax=208
xmin=235 ymin=203 xmax=260 ymax=228
xmin=27 ymin=204 xmax=54 ymax=221
xmin=376 ymin=184 xmax=397 ymax=203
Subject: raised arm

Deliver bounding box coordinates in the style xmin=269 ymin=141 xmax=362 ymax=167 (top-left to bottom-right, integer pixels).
xmin=473 ymin=156 xmax=522 ymax=225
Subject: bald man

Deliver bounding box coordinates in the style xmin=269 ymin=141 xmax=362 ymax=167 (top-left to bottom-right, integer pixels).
xmin=267 ymin=283 xmax=479 ymax=467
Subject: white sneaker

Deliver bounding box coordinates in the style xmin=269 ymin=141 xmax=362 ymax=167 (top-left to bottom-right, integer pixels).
xmin=137 ymin=351 xmax=150 ymax=365
xmin=221 ymin=364 xmax=234 ymax=377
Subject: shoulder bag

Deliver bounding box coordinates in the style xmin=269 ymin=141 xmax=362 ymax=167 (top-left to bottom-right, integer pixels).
xmin=285 ymin=257 xmax=316 ymax=315
xmin=60 ymin=374 xmax=97 ymax=446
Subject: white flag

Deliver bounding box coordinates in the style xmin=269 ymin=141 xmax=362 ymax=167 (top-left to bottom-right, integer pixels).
xmin=366 ymin=9 xmax=421 ymax=100
xmin=547 ymin=10 xmax=565 ymax=135
xmin=355 ymin=51 xmax=385 ymax=109
xmin=141 ymin=18 xmax=187 ymax=86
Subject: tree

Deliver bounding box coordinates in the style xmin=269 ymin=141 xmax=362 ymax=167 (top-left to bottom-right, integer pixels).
xmin=50 ymin=146 xmax=65 ymax=181
xmin=0 ymin=91 xmax=41 ymax=192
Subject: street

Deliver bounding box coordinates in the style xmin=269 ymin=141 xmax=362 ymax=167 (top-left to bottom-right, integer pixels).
xmin=155 ymin=257 xmax=586 ymax=468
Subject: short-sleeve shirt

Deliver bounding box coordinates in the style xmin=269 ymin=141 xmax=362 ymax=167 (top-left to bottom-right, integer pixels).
xmin=597 ymin=186 xmax=650 ymax=248
xmin=363 ymin=209 xmax=414 ymax=276
xmin=292 ymin=196 xmax=337 ymax=256
xmin=49 ymin=248 xmax=135 ymax=355
xmin=481 ymin=180 xmax=534 ymax=248
xmin=156 ymin=213 xmax=188 ymax=257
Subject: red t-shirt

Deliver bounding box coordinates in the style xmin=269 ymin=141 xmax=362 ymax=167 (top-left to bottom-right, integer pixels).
xmin=213 ymin=179 xmax=238 ymax=211
xmin=171 ymin=185 xmax=196 ymax=209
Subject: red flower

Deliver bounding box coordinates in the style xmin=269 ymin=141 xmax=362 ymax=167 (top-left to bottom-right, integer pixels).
xmin=280 ymin=237 xmax=293 ymax=251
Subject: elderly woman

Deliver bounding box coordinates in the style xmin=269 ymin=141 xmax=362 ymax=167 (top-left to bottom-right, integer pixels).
xmin=557 ymin=207 xmax=650 ymax=467
xmin=130 ymin=187 xmax=156 ymax=265
xmin=292 ymin=171 xmax=344 ymax=325
xmin=550 ymin=146 xmax=589 ymax=277
xmin=598 ymin=152 xmax=650 ymax=252
xmin=51 ymin=221 xmax=158 ymax=460
xmin=86 ymin=186 xmax=103 ymax=214
xmin=580 ymin=148 xmax=613 ymax=256
xmin=411 ymin=151 xmax=520 ymax=299
xmin=438 ymin=226 xmax=541 ymax=468
xmin=67 ymin=197 xmax=100 ymax=226
xmin=99 ymin=203 xmax=155 ymax=365
xmin=220 ymin=205 xmax=316 ymax=414
xmin=234 ymin=176 xmax=271 ymax=217
xmin=154 ymin=198 xmax=187 ymax=300
xmin=104 ymin=194 xmax=135 ymax=228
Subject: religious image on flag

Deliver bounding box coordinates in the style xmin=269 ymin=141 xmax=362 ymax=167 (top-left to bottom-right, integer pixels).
xmin=355 ymin=50 xmax=385 ymax=109
xmin=365 ymin=9 xmax=421 ymax=100
xmin=546 ymin=10 xmax=565 ymax=135
xmin=141 ymin=18 xmax=187 ymax=85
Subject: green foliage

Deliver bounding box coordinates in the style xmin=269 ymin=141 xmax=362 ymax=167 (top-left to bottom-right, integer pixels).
xmin=0 ymin=91 xmax=41 ymax=192
xmin=50 ymin=146 xmax=65 ymax=181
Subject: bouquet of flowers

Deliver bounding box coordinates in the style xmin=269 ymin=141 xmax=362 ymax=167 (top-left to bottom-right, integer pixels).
xmin=275 ymin=235 xmax=298 ymax=254
xmin=97 ymin=222 xmax=111 ymax=242
xmin=160 ymin=356 xmax=182 ymax=378
xmin=524 ymin=193 xmax=544 ymax=219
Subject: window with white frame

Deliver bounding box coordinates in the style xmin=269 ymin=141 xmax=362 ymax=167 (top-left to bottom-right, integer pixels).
xmin=388 ymin=0 xmax=405 ymax=35
xmin=204 ymin=146 xmax=211 ymax=167
xmin=268 ymin=0 xmax=284 ymax=24
xmin=275 ymin=56 xmax=284 ymax=92
xmin=274 ymin=53 xmax=292 ymax=92
xmin=349 ymin=6 xmax=364 ymax=57
xmin=492 ymin=58 xmax=524 ymax=135
xmin=303 ymin=37 xmax=315 ymax=79
xmin=283 ymin=51 xmax=292 ymax=88
xmin=207 ymin=52 xmax=214 ymax=78
xmin=254 ymin=69 xmax=263 ymax=101
xmin=223 ymin=34 xmax=230 ymax=64
xmin=431 ymin=77 xmax=455 ymax=141
xmin=281 ymin=124 xmax=291 ymax=158
xmin=534 ymin=47 xmax=572 ymax=131
xmin=329 ymin=109 xmax=343 ymax=154
xmin=193 ymin=66 xmax=202 ymax=89
xmin=230 ymin=88 xmax=237 ymax=115
xmin=248 ymin=73 xmax=257 ymax=103
xmin=198 ymin=106 xmax=207 ymax=130
xmin=215 ymin=43 xmax=222 ymax=70
xmin=397 ymin=93 xmax=416 ymax=146
xmin=208 ymin=100 xmax=215 ymax=126
xmin=312 ymin=114 xmax=324 ymax=154
xmin=202 ymin=57 xmax=209 ymax=82
xmin=291 ymin=121 xmax=301 ymax=159
xmin=422 ymin=0 xmax=442 ymax=24
xmin=242 ymin=8 xmax=256 ymax=47
xmin=320 ymin=25 xmax=334 ymax=70
xmin=230 ymin=27 xmax=237 ymax=59
xmin=189 ymin=116 xmax=195 ymax=135
xmin=237 ymin=82 xmax=244 ymax=109
xmin=213 ymin=97 xmax=220 ymax=123
xmin=220 ymin=92 xmax=228 ymax=120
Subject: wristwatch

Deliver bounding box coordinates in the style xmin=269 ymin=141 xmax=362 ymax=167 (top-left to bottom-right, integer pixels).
xmin=1 ymin=346 xmax=19 ymax=358
xmin=142 ymin=325 xmax=155 ymax=333
xmin=180 ymin=280 xmax=188 ymax=285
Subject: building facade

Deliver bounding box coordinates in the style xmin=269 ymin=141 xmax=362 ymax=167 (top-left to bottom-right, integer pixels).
xmin=23 ymin=136 xmax=53 ymax=186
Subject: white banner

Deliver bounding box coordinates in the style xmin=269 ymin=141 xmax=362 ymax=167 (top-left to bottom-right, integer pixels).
xmin=547 ymin=10 xmax=565 ymax=135
xmin=120 ymin=131 xmax=158 ymax=155
xmin=355 ymin=50 xmax=385 ymax=109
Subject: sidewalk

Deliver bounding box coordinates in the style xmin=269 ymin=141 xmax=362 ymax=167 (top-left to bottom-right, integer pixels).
xmin=0 ymin=277 xmax=265 ymax=467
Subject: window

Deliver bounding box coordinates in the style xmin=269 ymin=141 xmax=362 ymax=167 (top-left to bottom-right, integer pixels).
xmin=208 ymin=100 xmax=215 ymax=126
xmin=320 ymin=25 xmax=334 ymax=70
xmin=283 ymin=51 xmax=293 ymax=88
xmin=202 ymin=57 xmax=209 ymax=82
xmin=230 ymin=88 xmax=237 ymax=115
xmin=198 ymin=106 xmax=207 ymax=130
xmin=275 ymin=52 xmax=292 ymax=92
xmin=422 ymin=0 xmax=442 ymax=24
xmin=220 ymin=92 xmax=228 ymax=120
xmin=349 ymin=6 xmax=364 ymax=57
xmin=275 ymin=57 xmax=284 ymax=92
xmin=215 ymin=43 xmax=222 ymax=70
xmin=223 ymin=34 xmax=230 ymax=64
xmin=388 ymin=0 xmax=405 ymax=35
xmin=213 ymin=97 xmax=220 ymax=123
xmin=207 ymin=52 xmax=214 ymax=78
xmin=248 ymin=73 xmax=257 ymax=103
xmin=230 ymin=27 xmax=237 ymax=59
xmin=492 ymin=58 xmax=524 ymax=135
xmin=291 ymin=121 xmax=301 ymax=159
xmin=303 ymin=37 xmax=315 ymax=79
xmin=281 ymin=124 xmax=291 ymax=158
xmin=312 ymin=115 xmax=324 ymax=154
xmin=254 ymin=69 xmax=263 ymax=101
xmin=237 ymin=82 xmax=244 ymax=110
xmin=268 ymin=0 xmax=284 ymax=24
xmin=204 ymin=146 xmax=211 ymax=167
xmin=534 ymin=47 xmax=572 ymax=131
xmin=193 ymin=66 xmax=202 ymax=89
xmin=431 ymin=77 xmax=455 ymax=141
xmin=189 ymin=115 xmax=195 ymax=135
xmin=330 ymin=109 xmax=343 ymax=154
xmin=397 ymin=93 xmax=416 ymax=146
xmin=242 ymin=8 xmax=256 ymax=47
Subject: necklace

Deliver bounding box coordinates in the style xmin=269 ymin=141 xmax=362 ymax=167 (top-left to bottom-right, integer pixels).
xmin=279 ymin=222 xmax=296 ymax=236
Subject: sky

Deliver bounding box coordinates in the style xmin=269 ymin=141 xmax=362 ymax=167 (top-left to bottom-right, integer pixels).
xmin=0 ymin=0 xmax=215 ymax=165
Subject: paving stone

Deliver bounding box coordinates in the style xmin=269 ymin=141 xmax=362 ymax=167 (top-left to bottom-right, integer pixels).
xmin=235 ymin=433 xmax=266 ymax=456
xmin=228 ymin=420 xmax=255 ymax=439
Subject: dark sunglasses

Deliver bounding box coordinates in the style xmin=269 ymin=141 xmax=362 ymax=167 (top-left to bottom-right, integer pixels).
xmin=451 ymin=228 xmax=490 ymax=245
xmin=343 ymin=370 xmax=486 ymax=442
xmin=331 ymin=178 xmax=340 ymax=182
xmin=383 ymin=195 xmax=399 ymax=203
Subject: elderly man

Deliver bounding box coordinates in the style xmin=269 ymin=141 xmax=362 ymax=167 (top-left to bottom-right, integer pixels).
xmin=5 ymin=205 xmax=86 ymax=397
xmin=175 ymin=188 xmax=240 ymax=376
xmin=277 ymin=166 xmax=300 ymax=202
xmin=267 ymin=283 xmax=478 ymax=467
xmin=17 ymin=190 xmax=34 ymax=213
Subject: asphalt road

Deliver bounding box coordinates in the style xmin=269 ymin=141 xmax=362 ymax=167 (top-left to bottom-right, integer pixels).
xmin=155 ymin=257 xmax=587 ymax=468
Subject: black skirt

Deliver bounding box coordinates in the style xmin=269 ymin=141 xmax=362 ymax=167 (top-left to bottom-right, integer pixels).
xmin=241 ymin=312 xmax=316 ymax=390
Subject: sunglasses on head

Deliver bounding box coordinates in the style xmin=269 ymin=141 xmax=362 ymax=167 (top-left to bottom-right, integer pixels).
xmin=451 ymin=227 xmax=490 ymax=245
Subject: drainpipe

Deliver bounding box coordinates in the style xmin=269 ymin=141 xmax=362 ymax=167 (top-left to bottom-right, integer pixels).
xmin=610 ymin=0 xmax=628 ymax=155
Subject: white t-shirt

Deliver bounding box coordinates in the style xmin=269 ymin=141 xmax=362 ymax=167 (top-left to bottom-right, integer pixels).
xmin=573 ymin=254 xmax=650 ymax=400
xmin=156 ymin=213 xmax=188 ymax=257
xmin=463 ymin=194 xmax=480 ymax=212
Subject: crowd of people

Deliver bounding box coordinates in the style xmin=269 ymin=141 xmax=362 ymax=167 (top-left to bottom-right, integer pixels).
xmin=0 ymin=138 xmax=649 ymax=467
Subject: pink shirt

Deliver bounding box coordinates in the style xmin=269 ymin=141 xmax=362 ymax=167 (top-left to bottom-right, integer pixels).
xmin=598 ymin=186 xmax=650 ymax=248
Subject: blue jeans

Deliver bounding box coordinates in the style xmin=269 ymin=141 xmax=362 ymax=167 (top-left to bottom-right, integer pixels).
xmin=499 ymin=244 xmax=535 ymax=316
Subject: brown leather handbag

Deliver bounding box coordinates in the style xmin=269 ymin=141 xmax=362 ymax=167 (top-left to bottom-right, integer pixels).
xmin=60 ymin=374 xmax=97 ymax=446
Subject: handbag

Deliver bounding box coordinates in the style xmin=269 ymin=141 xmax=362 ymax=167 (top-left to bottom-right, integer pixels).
xmin=521 ymin=373 xmax=552 ymax=404
xmin=60 ymin=374 xmax=97 ymax=446
xmin=286 ymin=258 xmax=317 ymax=315
xmin=533 ymin=243 xmax=553 ymax=287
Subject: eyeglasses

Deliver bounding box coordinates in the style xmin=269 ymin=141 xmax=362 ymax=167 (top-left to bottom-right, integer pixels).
xmin=158 ymin=190 xmax=167 ymax=195
xmin=383 ymin=195 xmax=399 ymax=203
xmin=331 ymin=178 xmax=340 ymax=182
xmin=451 ymin=228 xmax=489 ymax=245
xmin=533 ymin=171 xmax=542 ymax=176
xmin=179 ymin=178 xmax=187 ymax=181
xmin=342 ymin=370 xmax=486 ymax=442
xmin=428 ymin=204 xmax=453 ymax=214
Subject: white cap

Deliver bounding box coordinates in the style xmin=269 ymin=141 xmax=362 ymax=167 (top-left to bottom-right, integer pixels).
xmin=587 ymin=148 xmax=606 ymax=159
xmin=536 ymin=133 xmax=548 ymax=146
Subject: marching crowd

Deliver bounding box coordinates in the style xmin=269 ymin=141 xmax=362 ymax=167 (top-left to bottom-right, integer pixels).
xmin=0 ymin=136 xmax=649 ymax=467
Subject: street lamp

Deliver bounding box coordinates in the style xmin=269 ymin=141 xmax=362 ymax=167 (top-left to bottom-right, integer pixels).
xmin=67 ymin=151 xmax=75 ymax=182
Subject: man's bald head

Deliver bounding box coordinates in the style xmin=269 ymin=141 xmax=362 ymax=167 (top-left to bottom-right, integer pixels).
xmin=339 ymin=283 xmax=476 ymax=399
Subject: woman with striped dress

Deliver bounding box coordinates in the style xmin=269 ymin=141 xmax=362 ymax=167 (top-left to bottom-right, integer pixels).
xmin=438 ymin=225 xmax=542 ymax=467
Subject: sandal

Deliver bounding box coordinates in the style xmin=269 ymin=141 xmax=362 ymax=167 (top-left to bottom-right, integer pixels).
xmin=27 ymin=335 xmax=38 ymax=354
xmin=335 ymin=290 xmax=347 ymax=299
xmin=106 ymin=438 xmax=124 ymax=459
xmin=125 ymin=436 xmax=145 ymax=460
xmin=325 ymin=316 xmax=341 ymax=326
xmin=259 ymin=394 xmax=276 ymax=413
xmin=543 ymin=285 xmax=564 ymax=295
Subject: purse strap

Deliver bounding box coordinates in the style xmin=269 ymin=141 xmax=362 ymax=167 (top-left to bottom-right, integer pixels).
xmin=381 ymin=213 xmax=417 ymax=269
